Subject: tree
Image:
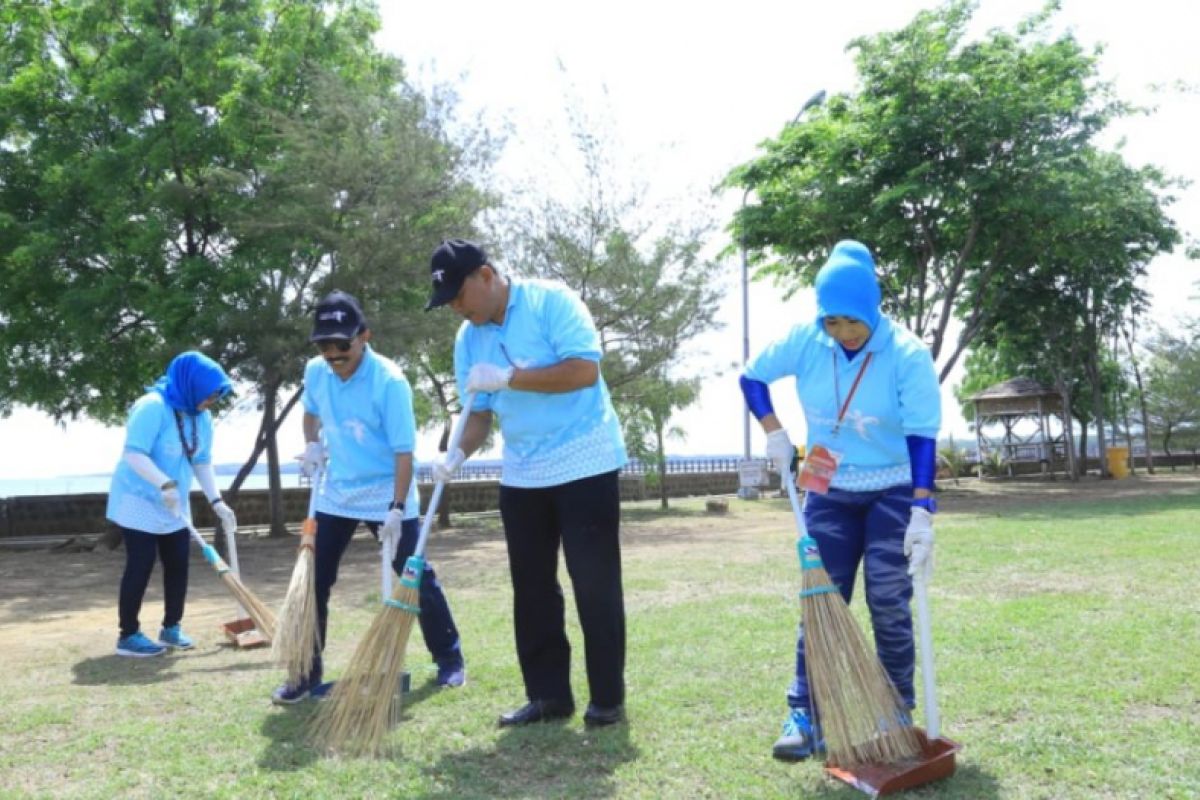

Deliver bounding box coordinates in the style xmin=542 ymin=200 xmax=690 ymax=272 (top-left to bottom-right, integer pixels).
xmin=620 ymin=372 xmax=701 ymax=510
xmin=0 ymin=2 xmax=495 ymax=534
xmin=1143 ymin=321 xmax=1200 ymax=459
xmin=726 ymin=1 xmax=1148 ymax=383
xmin=492 ymin=99 xmax=723 ymax=480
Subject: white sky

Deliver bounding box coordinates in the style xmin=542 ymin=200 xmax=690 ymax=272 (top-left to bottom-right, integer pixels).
xmin=1 ymin=0 xmax=1197 ymax=479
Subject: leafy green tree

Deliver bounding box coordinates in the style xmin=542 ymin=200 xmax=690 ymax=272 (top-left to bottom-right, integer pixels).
xmin=619 ymin=371 xmax=701 ymax=509
xmin=725 ymin=1 xmax=1164 ymax=384
xmin=0 ymin=1 xmax=495 ymax=534
xmin=1143 ymin=320 xmax=1200 ymax=458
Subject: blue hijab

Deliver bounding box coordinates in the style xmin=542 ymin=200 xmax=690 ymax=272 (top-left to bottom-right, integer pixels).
xmin=813 ymin=240 xmax=883 ymax=332
xmin=150 ymin=351 xmax=233 ymax=416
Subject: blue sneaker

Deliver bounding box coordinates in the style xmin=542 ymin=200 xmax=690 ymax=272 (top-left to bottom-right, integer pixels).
xmin=772 ymin=708 xmax=824 ymax=762
xmin=116 ymin=631 xmax=167 ymax=658
xmin=310 ymin=680 xmax=336 ymax=700
xmin=436 ymin=661 xmax=466 ymax=688
xmin=158 ymin=625 xmax=194 ymax=650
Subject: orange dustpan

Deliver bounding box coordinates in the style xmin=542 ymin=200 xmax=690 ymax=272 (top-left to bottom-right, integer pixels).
xmin=824 ymin=572 xmax=959 ymax=796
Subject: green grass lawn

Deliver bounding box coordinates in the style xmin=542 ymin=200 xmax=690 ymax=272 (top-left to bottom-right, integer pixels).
xmin=1 ymin=478 xmax=1197 ymax=799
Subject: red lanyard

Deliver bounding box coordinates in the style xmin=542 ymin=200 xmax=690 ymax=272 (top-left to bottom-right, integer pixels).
xmin=831 ymin=350 xmax=872 ymax=437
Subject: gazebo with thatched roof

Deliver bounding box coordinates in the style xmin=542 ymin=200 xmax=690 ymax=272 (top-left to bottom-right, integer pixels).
xmin=970 ymin=377 xmax=1071 ymax=476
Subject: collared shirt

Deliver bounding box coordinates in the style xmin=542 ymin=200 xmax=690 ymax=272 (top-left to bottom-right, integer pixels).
xmin=106 ymin=392 xmax=212 ymax=533
xmin=745 ymin=315 xmax=941 ymax=491
xmin=454 ymin=278 xmax=627 ymax=488
xmin=302 ymin=346 xmax=420 ymax=522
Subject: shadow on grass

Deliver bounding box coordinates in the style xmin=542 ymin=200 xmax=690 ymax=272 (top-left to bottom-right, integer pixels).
xmin=256 ymin=673 xmax=440 ymax=773
xmin=72 ymin=653 xmax=178 ymax=686
xmin=419 ymin=721 xmax=639 ymax=799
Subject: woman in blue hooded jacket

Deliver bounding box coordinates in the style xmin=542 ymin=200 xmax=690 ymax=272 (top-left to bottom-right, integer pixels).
xmin=739 ymin=240 xmax=941 ymax=761
xmin=106 ymin=351 xmax=235 ymax=657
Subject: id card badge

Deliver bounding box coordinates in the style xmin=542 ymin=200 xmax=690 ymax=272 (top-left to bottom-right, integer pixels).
xmin=797 ymin=443 xmax=843 ymax=494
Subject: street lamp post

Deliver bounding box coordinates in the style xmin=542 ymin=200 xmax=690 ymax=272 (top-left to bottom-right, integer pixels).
xmin=737 ymin=89 xmax=826 ymax=500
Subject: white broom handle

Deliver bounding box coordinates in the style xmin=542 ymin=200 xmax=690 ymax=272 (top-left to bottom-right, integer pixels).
xmin=381 ymin=528 xmax=394 ymax=598
xmin=914 ymin=573 xmax=940 ymax=739
xmin=306 ymin=466 xmax=322 ymax=519
xmin=413 ymin=392 xmax=476 ymax=560
xmin=782 ymin=466 xmax=807 ymax=534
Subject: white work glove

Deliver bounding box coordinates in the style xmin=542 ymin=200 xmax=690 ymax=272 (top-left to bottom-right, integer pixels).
xmin=432 ymin=447 xmax=466 ymax=483
xmin=299 ymin=441 xmax=325 ymax=479
xmin=765 ymin=428 xmax=796 ymax=476
xmin=380 ymin=506 xmax=405 ymax=543
xmin=212 ymin=499 xmax=237 ymax=534
xmin=161 ymin=483 xmax=181 ymax=516
xmin=466 ymin=363 xmax=514 ymax=394
xmin=904 ymin=507 xmax=935 ymax=582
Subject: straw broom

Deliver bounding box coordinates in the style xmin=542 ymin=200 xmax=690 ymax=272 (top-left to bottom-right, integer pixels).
xmin=310 ymin=394 xmax=474 ymax=757
xmin=785 ymin=475 xmax=920 ymax=768
xmin=185 ymin=521 xmax=276 ymax=641
xmin=272 ymin=470 xmax=322 ymax=683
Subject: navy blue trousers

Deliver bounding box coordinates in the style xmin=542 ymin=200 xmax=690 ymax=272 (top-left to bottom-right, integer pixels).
xmin=498 ymin=470 xmax=626 ymax=709
xmin=118 ymin=527 xmax=190 ymax=638
xmin=308 ymin=512 xmax=463 ymax=682
xmin=788 ymin=484 xmax=916 ymax=711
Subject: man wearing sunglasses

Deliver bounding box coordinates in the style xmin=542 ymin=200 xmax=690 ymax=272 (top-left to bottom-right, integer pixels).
xmin=271 ymin=290 xmax=467 ymax=703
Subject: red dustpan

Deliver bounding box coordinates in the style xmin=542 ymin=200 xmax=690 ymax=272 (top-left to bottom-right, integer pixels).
xmin=824 ymin=572 xmax=959 ymax=796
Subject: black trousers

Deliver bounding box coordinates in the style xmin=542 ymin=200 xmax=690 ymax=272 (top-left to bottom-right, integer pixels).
xmin=310 ymin=512 xmax=463 ymax=682
xmin=118 ymin=527 xmax=190 ymax=638
xmin=499 ymin=470 xmax=625 ymax=708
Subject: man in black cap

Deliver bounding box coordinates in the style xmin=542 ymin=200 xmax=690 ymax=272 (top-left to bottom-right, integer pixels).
xmin=426 ymin=239 xmax=629 ymax=728
xmin=272 ymin=289 xmax=467 ymax=703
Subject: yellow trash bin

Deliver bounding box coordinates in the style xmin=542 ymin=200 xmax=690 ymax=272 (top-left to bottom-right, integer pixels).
xmin=1106 ymin=446 xmax=1130 ymax=479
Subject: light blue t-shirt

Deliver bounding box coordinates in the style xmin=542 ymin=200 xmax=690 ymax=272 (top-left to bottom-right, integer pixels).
xmin=454 ymin=278 xmax=627 ymax=488
xmin=106 ymin=392 xmax=212 ymax=533
xmin=302 ymin=346 xmax=420 ymax=522
xmin=745 ymin=315 xmax=941 ymax=491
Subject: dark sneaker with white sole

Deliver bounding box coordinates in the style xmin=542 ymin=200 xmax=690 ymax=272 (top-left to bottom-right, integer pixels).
xmin=272 ymin=672 xmax=323 ymax=705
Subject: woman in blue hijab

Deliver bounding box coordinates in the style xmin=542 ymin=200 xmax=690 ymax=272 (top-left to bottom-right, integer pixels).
xmin=106 ymin=351 xmax=235 ymax=657
xmin=739 ymin=240 xmax=942 ymax=761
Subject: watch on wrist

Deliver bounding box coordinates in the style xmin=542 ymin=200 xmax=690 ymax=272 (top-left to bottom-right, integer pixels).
xmin=388 ymin=500 xmax=405 ymax=512
xmin=912 ymin=496 xmax=937 ymax=514
xmin=161 ymin=480 xmax=178 ymax=491
xmin=210 ymin=497 xmax=224 ymax=507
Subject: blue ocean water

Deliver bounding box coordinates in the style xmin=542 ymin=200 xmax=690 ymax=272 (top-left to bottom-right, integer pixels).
xmin=0 ymin=465 xmax=297 ymax=496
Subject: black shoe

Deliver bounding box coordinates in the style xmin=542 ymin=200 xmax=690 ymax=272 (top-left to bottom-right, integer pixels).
xmin=498 ymin=699 xmax=575 ymax=727
xmin=583 ymin=703 xmax=624 ymax=728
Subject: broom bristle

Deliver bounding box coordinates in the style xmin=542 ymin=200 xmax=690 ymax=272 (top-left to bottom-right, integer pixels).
xmin=309 ymin=584 xmax=418 ymax=757
xmin=220 ymin=572 xmax=277 ymax=641
xmin=802 ymin=563 xmax=921 ymax=767
xmin=272 ymin=545 xmax=319 ymax=682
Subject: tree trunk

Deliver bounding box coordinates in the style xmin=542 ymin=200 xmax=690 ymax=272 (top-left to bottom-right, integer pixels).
xmin=1123 ymin=323 xmax=1155 ymax=474
xmin=226 ymin=385 xmax=303 ymax=501
xmin=1077 ymin=418 xmax=1089 ymax=477
xmin=262 ymin=381 xmax=289 ymax=538
xmin=1084 ymin=303 xmax=1109 ymax=479
xmin=1055 ymin=373 xmax=1079 ymax=481
xmin=655 ymin=416 xmax=669 ymax=510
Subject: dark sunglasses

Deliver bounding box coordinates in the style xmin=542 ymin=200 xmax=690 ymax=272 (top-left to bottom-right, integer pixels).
xmin=315 ymin=339 xmax=353 ymax=353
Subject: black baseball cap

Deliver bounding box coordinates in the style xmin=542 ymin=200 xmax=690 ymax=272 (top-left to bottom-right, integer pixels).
xmin=310 ymin=290 xmax=367 ymax=341
xmin=425 ymin=239 xmax=488 ymax=311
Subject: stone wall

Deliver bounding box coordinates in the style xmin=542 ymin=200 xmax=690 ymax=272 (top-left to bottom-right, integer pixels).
xmin=0 ymin=471 xmax=754 ymax=539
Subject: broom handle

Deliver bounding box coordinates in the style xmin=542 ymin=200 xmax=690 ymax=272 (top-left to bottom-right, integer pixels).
xmin=914 ymin=573 xmax=941 ymax=739
xmin=782 ymin=465 xmax=807 ymax=534
xmin=413 ymin=392 xmax=476 ymax=560
xmin=222 ymin=517 xmax=247 ymax=618
xmin=381 ymin=527 xmax=395 ymax=598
